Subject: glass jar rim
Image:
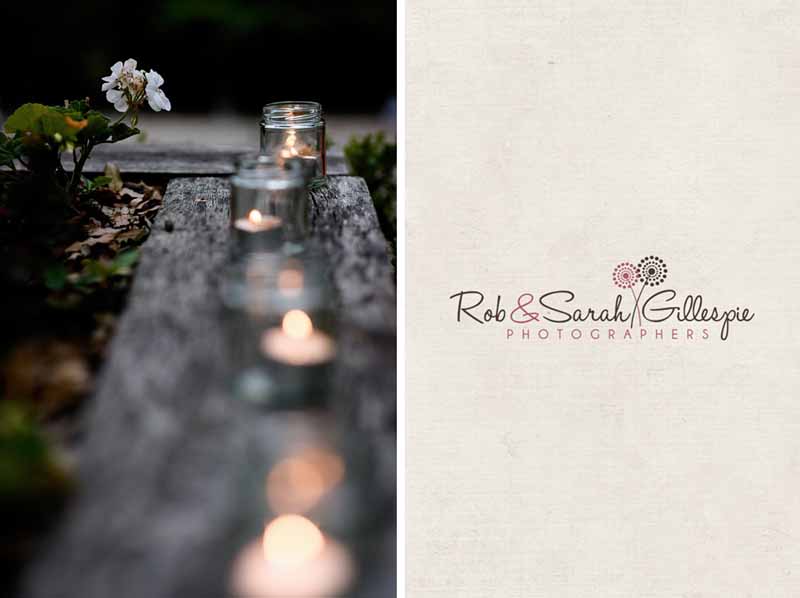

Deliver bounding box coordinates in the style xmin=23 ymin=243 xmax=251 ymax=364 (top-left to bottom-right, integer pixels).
xmin=233 ymin=154 xmax=305 ymax=190
xmin=262 ymin=101 xmax=323 ymax=129
xmin=220 ymin=253 xmax=330 ymax=312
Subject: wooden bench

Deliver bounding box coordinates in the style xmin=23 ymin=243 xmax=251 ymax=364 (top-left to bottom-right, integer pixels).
xmin=21 ymin=148 xmax=396 ymax=598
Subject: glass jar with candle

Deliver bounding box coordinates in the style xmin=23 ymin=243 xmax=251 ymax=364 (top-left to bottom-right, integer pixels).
xmin=228 ymin=415 xmax=370 ymax=598
xmin=221 ymin=253 xmax=337 ymax=408
xmin=230 ymin=155 xmax=310 ymax=255
xmin=260 ymin=101 xmax=326 ymax=177
xmin=230 ymin=512 xmax=355 ymax=598
xmin=257 ymin=414 xmax=382 ymax=536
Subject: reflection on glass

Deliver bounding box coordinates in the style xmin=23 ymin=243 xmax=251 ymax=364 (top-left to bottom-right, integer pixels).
xmin=266 ymin=448 xmax=345 ymax=514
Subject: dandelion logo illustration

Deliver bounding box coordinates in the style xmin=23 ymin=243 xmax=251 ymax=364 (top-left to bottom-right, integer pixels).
xmin=612 ymin=256 xmax=668 ymax=327
xmin=612 ymin=262 xmax=638 ymax=289
xmin=636 ymin=256 xmax=667 ymax=287
xmin=612 ymin=261 xmax=641 ymax=325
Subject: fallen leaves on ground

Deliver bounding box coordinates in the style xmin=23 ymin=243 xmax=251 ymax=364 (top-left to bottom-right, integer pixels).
xmin=64 ymin=180 xmax=162 ymax=261
xmin=3 ymin=339 xmax=91 ymax=418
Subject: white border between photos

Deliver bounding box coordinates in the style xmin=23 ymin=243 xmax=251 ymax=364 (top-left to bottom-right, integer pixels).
xmin=396 ymin=0 xmax=406 ymax=595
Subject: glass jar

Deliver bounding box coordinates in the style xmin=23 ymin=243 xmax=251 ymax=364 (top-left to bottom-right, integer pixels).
xmin=230 ymin=155 xmax=309 ymax=255
xmin=220 ymin=253 xmax=337 ymax=408
xmin=260 ymin=101 xmax=326 ymax=177
xmin=228 ymin=417 xmax=359 ymax=598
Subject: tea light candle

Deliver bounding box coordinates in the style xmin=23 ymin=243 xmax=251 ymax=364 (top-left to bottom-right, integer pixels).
xmin=261 ymin=310 xmax=336 ymax=366
xmin=230 ymin=515 xmax=354 ymax=598
xmin=234 ymin=209 xmax=283 ymax=234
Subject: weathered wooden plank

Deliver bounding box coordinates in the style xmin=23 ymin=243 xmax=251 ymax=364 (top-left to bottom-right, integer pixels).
xmin=78 ymin=144 xmax=349 ymax=176
xmin=21 ymin=177 xmax=395 ymax=598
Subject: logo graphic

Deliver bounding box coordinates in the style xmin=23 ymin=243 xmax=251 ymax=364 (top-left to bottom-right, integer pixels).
xmin=450 ymin=256 xmax=755 ymax=342
xmin=613 ymin=256 xmax=669 ymax=326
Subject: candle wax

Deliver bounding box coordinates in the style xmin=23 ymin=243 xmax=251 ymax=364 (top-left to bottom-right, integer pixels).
xmin=230 ymin=535 xmax=354 ymax=598
xmin=234 ymin=214 xmax=283 ymax=233
xmin=261 ymin=328 xmax=336 ymax=366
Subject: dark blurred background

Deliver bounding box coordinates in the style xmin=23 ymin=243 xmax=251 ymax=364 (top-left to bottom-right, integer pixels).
xmin=0 ymin=0 xmax=396 ymax=146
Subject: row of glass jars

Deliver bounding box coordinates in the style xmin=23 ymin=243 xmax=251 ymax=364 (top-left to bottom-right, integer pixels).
xmin=224 ymin=102 xmax=385 ymax=598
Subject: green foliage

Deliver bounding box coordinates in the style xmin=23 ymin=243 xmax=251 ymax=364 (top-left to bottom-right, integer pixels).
xmin=43 ymin=264 xmax=68 ymax=291
xmin=3 ymin=103 xmax=53 ymax=135
xmin=344 ymin=132 xmax=397 ymax=256
xmin=81 ymin=175 xmax=112 ymax=195
xmin=0 ymin=132 xmax=22 ymax=169
xmin=2 ymin=100 xmax=140 ymax=196
xmin=45 ymin=250 xmax=140 ymax=301
xmin=109 ymin=122 xmax=140 ymax=144
xmin=78 ymin=249 xmax=140 ymax=285
xmin=0 ymin=401 xmax=70 ymax=508
xmin=163 ymin=0 xmax=278 ymax=32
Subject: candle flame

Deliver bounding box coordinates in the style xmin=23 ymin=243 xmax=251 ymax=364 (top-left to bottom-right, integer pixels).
xmin=248 ymin=209 xmax=263 ymax=224
xmin=262 ymin=515 xmax=325 ymax=566
xmin=282 ymin=310 xmax=313 ymax=340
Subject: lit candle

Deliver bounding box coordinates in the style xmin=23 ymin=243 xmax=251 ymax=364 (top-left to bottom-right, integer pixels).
xmin=234 ymin=209 xmax=283 ymax=234
xmin=230 ymin=515 xmax=355 ymax=598
xmin=261 ymin=310 xmax=336 ymax=366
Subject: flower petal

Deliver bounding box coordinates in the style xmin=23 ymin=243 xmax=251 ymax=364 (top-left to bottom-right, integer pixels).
xmin=123 ymin=58 xmax=138 ymax=72
xmin=113 ymin=97 xmax=128 ymax=112
xmin=146 ymin=69 xmax=164 ymax=88
xmin=158 ymin=91 xmax=172 ymax=111
xmin=147 ymin=89 xmax=169 ymax=112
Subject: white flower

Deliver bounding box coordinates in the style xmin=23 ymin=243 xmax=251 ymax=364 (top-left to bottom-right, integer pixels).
xmin=105 ymin=89 xmax=129 ymax=112
xmin=101 ymin=61 xmax=124 ymax=92
xmin=101 ymin=59 xmax=146 ymax=112
xmin=100 ymin=59 xmax=171 ymax=113
xmin=145 ymin=70 xmax=171 ymax=112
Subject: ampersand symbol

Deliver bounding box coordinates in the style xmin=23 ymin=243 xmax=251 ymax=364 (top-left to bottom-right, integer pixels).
xmin=511 ymin=293 xmax=540 ymax=323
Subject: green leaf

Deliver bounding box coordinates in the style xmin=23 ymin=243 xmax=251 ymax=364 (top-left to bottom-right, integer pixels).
xmin=3 ymin=103 xmax=50 ymax=134
xmin=65 ymin=99 xmax=90 ymax=113
xmin=91 ymin=175 xmax=111 ymax=187
xmin=43 ymin=264 xmax=68 ymax=290
xmin=80 ymin=175 xmax=112 ymax=194
xmin=3 ymin=103 xmax=82 ymax=144
xmin=79 ymin=111 xmax=111 ymax=142
xmin=112 ymin=249 xmax=139 ymax=271
xmin=0 ymin=401 xmax=71 ymax=502
xmin=0 ymin=132 xmax=22 ymax=168
xmin=76 ymin=259 xmax=109 ymax=286
xmin=344 ymin=132 xmax=397 ymax=258
xmin=108 ymin=123 xmax=140 ymax=143
xmin=38 ymin=111 xmax=81 ymax=143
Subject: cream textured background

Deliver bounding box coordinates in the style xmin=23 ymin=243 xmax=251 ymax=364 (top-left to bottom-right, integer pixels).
xmin=407 ymin=1 xmax=800 ymax=596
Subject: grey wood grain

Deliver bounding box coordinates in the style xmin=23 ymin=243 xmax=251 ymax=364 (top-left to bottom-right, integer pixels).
xmin=77 ymin=144 xmax=349 ymax=176
xmin=21 ymin=176 xmax=395 ymax=598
